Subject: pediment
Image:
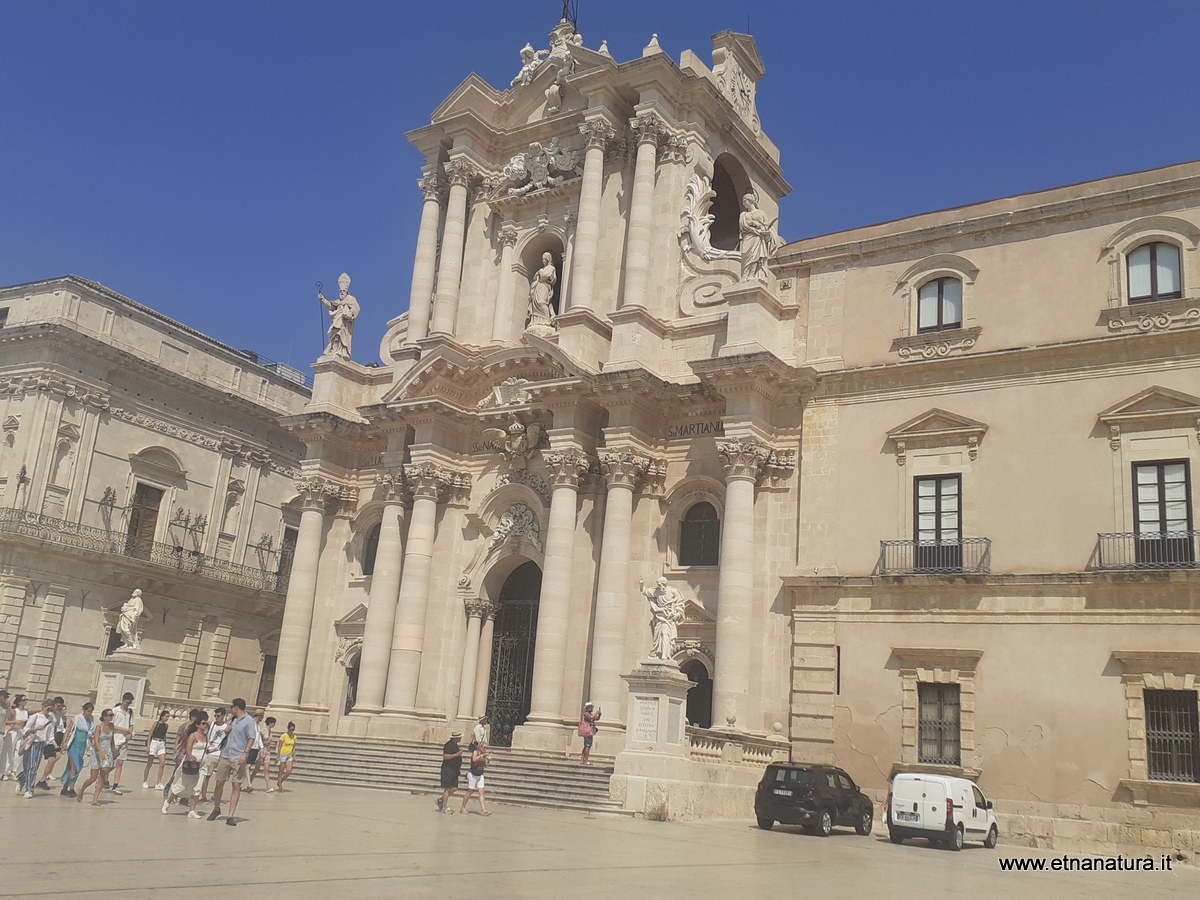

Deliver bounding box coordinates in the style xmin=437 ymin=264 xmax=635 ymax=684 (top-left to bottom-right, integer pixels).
xmin=429 ymin=74 xmax=505 ymax=122
xmin=334 ymin=603 xmax=368 ymax=629
xmin=887 ymin=409 xmax=989 ymax=444
xmin=1098 ymin=386 xmax=1200 ymax=427
xmin=682 ymin=598 xmax=715 ymax=625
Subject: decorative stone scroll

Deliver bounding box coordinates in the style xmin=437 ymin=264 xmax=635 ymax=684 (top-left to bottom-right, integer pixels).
xmin=1106 ymin=305 xmax=1200 ymax=334
xmin=486 ymin=502 xmax=542 ymax=554
xmin=679 ymin=174 xmax=742 ymax=263
xmin=501 ymin=138 xmax=582 ymax=196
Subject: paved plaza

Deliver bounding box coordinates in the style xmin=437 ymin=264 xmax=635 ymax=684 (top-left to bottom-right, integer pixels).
xmin=3 ymin=782 xmax=1196 ymax=899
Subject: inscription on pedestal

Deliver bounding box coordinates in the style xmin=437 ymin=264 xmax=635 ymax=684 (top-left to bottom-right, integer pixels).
xmin=634 ymin=696 xmax=659 ymax=742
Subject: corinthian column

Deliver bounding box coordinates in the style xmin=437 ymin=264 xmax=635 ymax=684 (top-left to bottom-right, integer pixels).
xmin=712 ymin=439 xmax=769 ymax=729
xmin=457 ymin=598 xmax=491 ymax=719
xmin=619 ymin=115 xmax=664 ymax=309
xmin=587 ymin=450 xmax=649 ymax=721
xmin=472 ymin=601 xmax=501 ymax=718
xmin=430 ymin=158 xmax=475 ymax=336
xmin=272 ymin=479 xmax=332 ymax=708
xmin=569 ymin=120 xmax=615 ymax=311
xmin=526 ymin=451 xmax=591 ymax=724
xmin=384 ymin=463 xmax=464 ymax=711
xmin=490 ymin=224 xmax=520 ymax=343
xmin=406 ymin=173 xmax=444 ymax=344
xmin=354 ymin=474 xmax=406 ymax=713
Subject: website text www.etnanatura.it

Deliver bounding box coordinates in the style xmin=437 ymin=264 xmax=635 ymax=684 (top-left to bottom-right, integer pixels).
xmin=998 ymin=854 xmax=1176 ymax=872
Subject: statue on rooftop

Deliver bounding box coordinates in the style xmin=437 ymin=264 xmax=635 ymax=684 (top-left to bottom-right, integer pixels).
xmin=511 ymin=43 xmax=549 ymax=87
xmin=318 ymin=273 xmax=360 ymax=360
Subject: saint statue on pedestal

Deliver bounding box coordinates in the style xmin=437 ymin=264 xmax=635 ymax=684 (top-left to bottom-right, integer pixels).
xmin=319 ymin=273 xmax=360 ymax=360
xmin=525 ymin=252 xmax=558 ymax=334
xmin=639 ymin=576 xmax=686 ymax=662
xmin=115 ymin=588 xmax=144 ymax=650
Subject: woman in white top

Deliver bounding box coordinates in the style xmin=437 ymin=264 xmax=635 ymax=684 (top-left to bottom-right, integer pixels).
xmin=19 ymin=699 xmax=55 ymax=799
xmin=1 ymin=695 xmax=28 ymax=780
xmin=163 ymin=717 xmax=209 ymax=818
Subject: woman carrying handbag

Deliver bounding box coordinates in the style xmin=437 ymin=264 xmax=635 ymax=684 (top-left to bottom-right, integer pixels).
xmin=163 ymin=716 xmax=209 ymax=818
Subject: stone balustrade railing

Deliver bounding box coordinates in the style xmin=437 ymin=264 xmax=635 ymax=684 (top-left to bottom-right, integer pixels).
xmin=685 ymin=726 xmax=790 ymax=767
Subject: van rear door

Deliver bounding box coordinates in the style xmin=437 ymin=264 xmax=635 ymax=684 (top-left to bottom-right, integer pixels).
xmin=891 ymin=776 xmax=930 ymax=830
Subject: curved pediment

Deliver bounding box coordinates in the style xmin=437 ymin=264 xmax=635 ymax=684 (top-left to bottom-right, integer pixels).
xmin=381 ymin=342 xmax=593 ymax=408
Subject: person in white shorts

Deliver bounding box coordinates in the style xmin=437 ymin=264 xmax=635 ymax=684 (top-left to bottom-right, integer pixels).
xmin=142 ymin=710 xmax=171 ymax=789
xmin=108 ymin=693 xmax=134 ymax=794
xmin=199 ymin=707 xmax=229 ymax=803
xmin=459 ymin=741 xmax=492 ymax=816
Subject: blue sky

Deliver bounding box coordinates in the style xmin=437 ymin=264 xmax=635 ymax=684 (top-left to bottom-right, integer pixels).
xmin=3 ymin=1 xmax=1198 ymax=370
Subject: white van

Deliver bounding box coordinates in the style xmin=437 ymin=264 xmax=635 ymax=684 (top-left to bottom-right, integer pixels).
xmin=886 ymin=773 xmax=998 ymax=850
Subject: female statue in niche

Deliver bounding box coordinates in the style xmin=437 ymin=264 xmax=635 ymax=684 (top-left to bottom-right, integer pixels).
xmin=738 ymin=192 xmax=784 ymax=283
xmin=525 ymin=251 xmax=558 ymax=335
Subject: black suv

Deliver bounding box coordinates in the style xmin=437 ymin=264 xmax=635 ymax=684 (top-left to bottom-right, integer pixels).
xmin=754 ymin=764 xmax=874 ymax=836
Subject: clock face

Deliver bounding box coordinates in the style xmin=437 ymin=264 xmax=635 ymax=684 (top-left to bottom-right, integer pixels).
xmin=729 ymin=65 xmax=754 ymax=116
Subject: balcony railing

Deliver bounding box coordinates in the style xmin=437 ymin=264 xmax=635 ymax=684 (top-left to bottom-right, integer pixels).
xmin=878 ymin=538 xmax=992 ymax=575
xmin=0 ymin=507 xmax=292 ymax=594
xmin=1096 ymin=532 xmax=1198 ymax=570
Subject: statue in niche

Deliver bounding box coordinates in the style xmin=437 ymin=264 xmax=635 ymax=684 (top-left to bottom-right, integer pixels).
xmin=318 ymin=273 xmax=360 ymax=360
xmin=738 ymin=192 xmax=784 ymax=283
xmin=115 ymin=588 xmax=145 ymax=650
xmin=525 ymin=251 xmax=558 ymax=335
xmin=639 ymin=577 xmax=687 ymax=662
xmin=511 ymin=42 xmax=549 ymax=87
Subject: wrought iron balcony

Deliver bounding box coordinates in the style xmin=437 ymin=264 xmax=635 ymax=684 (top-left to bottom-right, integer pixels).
xmin=0 ymin=507 xmax=292 ymax=594
xmin=878 ymin=538 xmax=992 ymax=575
xmin=1095 ymin=532 xmax=1198 ymax=570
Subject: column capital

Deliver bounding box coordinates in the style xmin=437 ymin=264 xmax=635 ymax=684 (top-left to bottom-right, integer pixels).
xmin=482 ymin=599 xmax=502 ymax=622
xmin=630 ymin=112 xmax=668 ymax=145
xmin=544 ymin=450 xmax=591 ymax=488
xmin=464 ymin=597 xmax=493 ymax=619
xmin=498 ymin=224 xmax=520 ymax=248
xmin=444 ymin=157 xmax=478 ymax=187
xmin=579 ymin=119 xmax=617 ymax=149
xmin=717 ymin=439 xmax=795 ymax=487
xmin=599 ymin=448 xmax=651 ymax=489
xmin=375 ymin=470 xmax=410 ymax=503
xmin=417 ymin=172 xmax=446 ymax=202
xmin=293 ymin=476 xmax=344 ymax=512
xmin=403 ymin=462 xmax=471 ymax=504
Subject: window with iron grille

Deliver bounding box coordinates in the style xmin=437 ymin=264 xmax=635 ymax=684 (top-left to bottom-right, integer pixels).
xmin=918 ymin=682 xmax=961 ymax=765
xmin=679 ymin=501 xmax=720 ymax=566
xmin=1127 ymin=242 xmax=1182 ymax=303
xmin=1145 ymin=689 xmax=1200 ymax=783
xmin=1133 ymin=461 xmax=1194 ymax=566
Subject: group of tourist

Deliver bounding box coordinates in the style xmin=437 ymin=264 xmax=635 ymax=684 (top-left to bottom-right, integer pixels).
xmin=1 ymin=689 xmax=298 ymax=825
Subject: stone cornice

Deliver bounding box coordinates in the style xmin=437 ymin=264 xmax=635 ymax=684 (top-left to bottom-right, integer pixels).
xmin=690 ymin=352 xmax=818 ymax=403
xmin=891 ymin=647 xmax=984 ymax=669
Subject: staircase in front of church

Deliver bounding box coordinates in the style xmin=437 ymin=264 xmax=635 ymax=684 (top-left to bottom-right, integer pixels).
xmin=290 ymin=734 xmax=630 ymax=815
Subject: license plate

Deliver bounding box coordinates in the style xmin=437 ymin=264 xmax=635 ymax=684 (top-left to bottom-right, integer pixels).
xmin=895 ymin=811 xmax=918 ymax=822
xmin=773 ymin=788 xmax=793 ymax=797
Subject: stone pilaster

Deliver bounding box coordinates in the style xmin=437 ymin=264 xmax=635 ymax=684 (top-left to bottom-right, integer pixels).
xmin=491 ymin=224 xmax=520 ymax=343
xmin=0 ymin=573 xmax=28 ymax=686
xmin=526 ymin=450 xmax=591 ymax=724
xmin=568 ymin=119 xmax=616 ymax=311
xmin=430 ymin=158 xmax=476 ymax=336
xmin=24 ymin=582 xmax=67 ymax=700
xmin=587 ymin=449 xmax=651 ymax=723
xmin=620 ymin=114 xmax=667 ymax=310
xmin=407 ymin=171 xmax=445 ymax=344
xmin=202 ymin=621 xmax=233 ymax=700
xmin=712 ymin=439 xmax=770 ymax=729
xmin=172 ymin=615 xmax=204 ymax=699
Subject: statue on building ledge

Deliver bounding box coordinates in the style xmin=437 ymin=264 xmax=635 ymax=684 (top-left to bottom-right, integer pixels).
xmin=738 ymin=192 xmax=784 ymax=283
xmin=640 ymin=576 xmax=687 ymax=662
xmin=114 ymin=588 xmax=144 ymax=650
xmin=524 ymin=251 xmax=559 ymax=336
xmin=318 ymin=272 xmax=360 ymax=360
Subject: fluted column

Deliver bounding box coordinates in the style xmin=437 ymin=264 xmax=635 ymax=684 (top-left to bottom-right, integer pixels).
xmin=457 ymin=598 xmax=490 ymax=719
xmin=384 ymin=463 xmax=464 ymax=710
xmin=526 ymin=451 xmax=590 ymax=723
xmin=472 ymin=601 xmax=501 ymax=718
xmin=406 ymin=173 xmax=444 ymax=344
xmin=587 ymin=450 xmax=649 ymax=721
xmin=712 ymin=439 xmax=769 ymax=729
xmin=569 ymin=121 xmax=615 ymax=311
xmin=430 ymin=159 xmax=475 ymax=335
xmin=490 ymin=224 xmax=520 ymax=343
xmin=620 ymin=115 xmax=664 ymax=309
xmin=354 ymin=474 xmax=406 ymax=712
xmin=272 ymin=479 xmax=333 ymax=708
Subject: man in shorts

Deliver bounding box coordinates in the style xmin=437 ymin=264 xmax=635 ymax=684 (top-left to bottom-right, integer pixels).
xmin=198 ymin=707 xmax=228 ymax=803
xmin=35 ymin=697 xmax=66 ymax=789
xmin=109 ymin=692 xmax=135 ymax=793
xmin=207 ymin=698 xmax=256 ymax=826
xmin=436 ymin=730 xmax=463 ymax=814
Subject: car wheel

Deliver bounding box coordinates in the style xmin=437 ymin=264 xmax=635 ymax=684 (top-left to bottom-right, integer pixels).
xmin=889 ymin=831 xmax=904 ymax=844
xmin=816 ymin=809 xmax=832 ymax=837
xmin=984 ymin=825 xmax=998 ymax=849
xmin=949 ymin=825 xmax=964 ymax=851
xmin=855 ymin=808 xmax=873 ymax=836
xmin=756 ymin=816 xmax=774 ymax=831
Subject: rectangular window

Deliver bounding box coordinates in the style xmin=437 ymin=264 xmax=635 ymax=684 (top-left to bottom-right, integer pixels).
xmin=917 ymin=278 xmax=963 ymax=332
xmin=918 ymin=682 xmax=961 ymax=766
xmin=1134 ymin=461 xmax=1194 ymax=566
xmin=1145 ymin=689 xmax=1200 ymax=782
xmin=125 ymin=482 xmax=164 ymax=558
xmin=914 ymin=474 xmax=962 ymax=570
xmin=0 ymin=308 xmax=9 ymax=328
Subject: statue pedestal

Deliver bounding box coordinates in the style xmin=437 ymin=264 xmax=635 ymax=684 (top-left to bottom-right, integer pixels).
xmin=94 ymin=653 xmax=153 ymax=714
xmin=718 ymin=280 xmax=797 ymax=361
xmin=611 ymin=660 xmax=695 ymax=816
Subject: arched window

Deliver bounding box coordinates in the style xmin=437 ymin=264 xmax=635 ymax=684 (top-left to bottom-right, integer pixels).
xmin=679 ymin=501 xmax=721 ymax=567
xmin=361 ymin=522 xmax=381 ymax=577
xmin=917 ymin=277 xmax=963 ymax=332
xmin=1128 ymin=242 xmax=1182 ymax=303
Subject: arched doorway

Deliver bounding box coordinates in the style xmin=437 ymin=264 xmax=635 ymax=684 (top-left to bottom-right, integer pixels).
xmin=484 ymin=560 xmax=542 ymax=746
xmin=681 ymin=659 xmax=713 ymax=729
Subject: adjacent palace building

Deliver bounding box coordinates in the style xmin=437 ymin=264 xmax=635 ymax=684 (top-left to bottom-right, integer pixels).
xmin=3 ymin=18 xmax=1199 ymax=856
